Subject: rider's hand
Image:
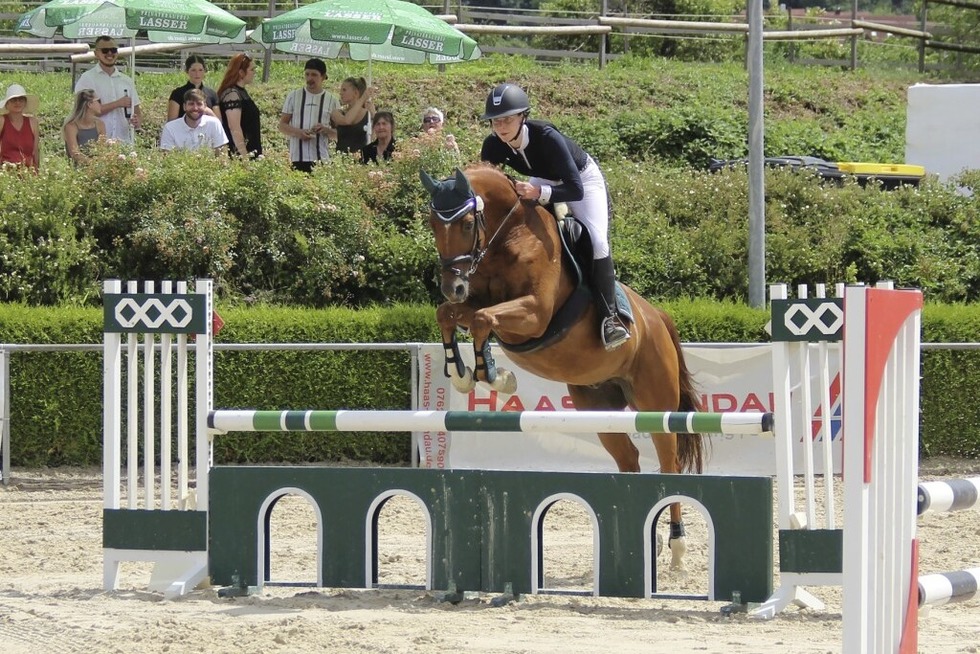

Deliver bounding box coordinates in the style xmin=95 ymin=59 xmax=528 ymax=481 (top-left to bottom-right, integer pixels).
xmin=515 ymin=181 xmax=541 ymax=200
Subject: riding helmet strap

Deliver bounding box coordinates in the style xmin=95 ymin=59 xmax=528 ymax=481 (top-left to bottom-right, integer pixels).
xmin=474 ymin=339 xmax=497 ymax=384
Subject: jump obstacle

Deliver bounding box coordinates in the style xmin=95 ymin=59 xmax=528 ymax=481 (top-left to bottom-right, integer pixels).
xmin=102 ymin=279 xmax=775 ymax=603
xmin=101 ymin=279 xmax=978 ymax=653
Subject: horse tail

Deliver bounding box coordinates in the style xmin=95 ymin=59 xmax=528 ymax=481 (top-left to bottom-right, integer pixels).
xmin=665 ymin=314 xmax=706 ymax=475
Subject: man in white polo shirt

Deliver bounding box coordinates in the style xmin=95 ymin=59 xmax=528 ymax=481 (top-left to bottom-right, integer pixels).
xmin=160 ymin=89 xmax=228 ymax=152
xmin=75 ymin=35 xmax=141 ymax=143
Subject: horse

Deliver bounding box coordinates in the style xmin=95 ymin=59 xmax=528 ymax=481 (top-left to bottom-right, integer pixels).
xmin=420 ymin=164 xmax=705 ymax=570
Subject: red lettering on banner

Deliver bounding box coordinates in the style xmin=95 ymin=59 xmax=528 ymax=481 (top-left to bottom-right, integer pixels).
xmin=740 ymin=393 xmax=768 ymax=412
xmin=562 ymin=396 xmax=576 ymax=409
xmin=711 ymin=394 xmax=737 ymax=412
xmin=501 ymin=395 xmax=525 ymax=411
xmin=534 ymin=396 xmax=556 ymax=411
xmin=702 ymin=392 xmax=776 ymax=413
xmin=468 ymin=392 xmax=497 ymax=410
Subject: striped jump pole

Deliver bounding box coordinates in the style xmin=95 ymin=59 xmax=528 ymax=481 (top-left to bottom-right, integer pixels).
xmin=917 ymin=477 xmax=980 ymax=609
xmin=917 ymin=477 xmax=980 ymax=515
xmin=208 ymin=410 xmax=774 ymax=435
xmin=918 ymin=568 xmax=980 ymax=608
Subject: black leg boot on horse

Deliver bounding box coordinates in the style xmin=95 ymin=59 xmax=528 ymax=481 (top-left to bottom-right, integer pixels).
xmin=591 ymin=256 xmax=631 ymax=351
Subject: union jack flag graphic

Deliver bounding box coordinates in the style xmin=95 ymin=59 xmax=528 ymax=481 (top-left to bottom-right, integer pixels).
xmin=810 ymin=372 xmax=842 ymax=442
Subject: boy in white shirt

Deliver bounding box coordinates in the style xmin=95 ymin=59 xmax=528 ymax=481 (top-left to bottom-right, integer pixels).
xmin=160 ymin=89 xmax=228 ymax=152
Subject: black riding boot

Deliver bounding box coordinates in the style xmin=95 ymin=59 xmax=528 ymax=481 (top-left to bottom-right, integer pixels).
xmin=591 ymin=256 xmax=630 ymax=351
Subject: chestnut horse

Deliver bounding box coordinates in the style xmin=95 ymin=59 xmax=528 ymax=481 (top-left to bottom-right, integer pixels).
xmin=420 ymin=164 xmax=705 ymax=569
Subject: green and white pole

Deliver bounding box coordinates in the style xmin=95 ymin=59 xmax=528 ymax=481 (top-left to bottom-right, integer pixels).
xmin=208 ymin=410 xmax=774 ymax=435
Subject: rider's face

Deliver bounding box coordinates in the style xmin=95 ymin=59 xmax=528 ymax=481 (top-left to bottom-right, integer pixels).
xmin=491 ymin=114 xmax=522 ymax=143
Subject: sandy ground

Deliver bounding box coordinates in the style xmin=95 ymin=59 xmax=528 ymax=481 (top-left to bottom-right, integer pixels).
xmin=1 ymin=459 xmax=979 ymax=654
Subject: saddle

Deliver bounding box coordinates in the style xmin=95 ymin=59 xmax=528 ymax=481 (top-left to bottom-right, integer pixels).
xmin=496 ymin=208 xmax=634 ymax=354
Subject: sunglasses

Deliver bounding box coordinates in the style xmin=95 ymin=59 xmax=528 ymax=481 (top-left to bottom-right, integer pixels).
xmin=423 ymin=116 xmax=442 ymax=124
xmin=99 ymin=47 xmax=119 ymax=54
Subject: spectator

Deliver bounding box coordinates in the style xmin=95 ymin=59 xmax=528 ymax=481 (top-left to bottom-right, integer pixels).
xmin=0 ymin=83 xmax=40 ymax=171
xmin=63 ymin=89 xmax=105 ymax=166
xmin=421 ymin=106 xmax=444 ymax=133
xmin=75 ymin=36 xmax=141 ymax=143
xmin=160 ymin=89 xmax=228 ymax=152
xmin=278 ymin=58 xmax=339 ymax=172
xmin=167 ymin=54 xmax=220 ymax=121
xmin=331 ymin=76 xmax=374 ymax=154
xmin=217 ymin=53 xmax=261 ymax=158
xmin=420 ymin=106 xmax=458 ymax=155
xmin=361 ymin=111 xmax=395 ymax=164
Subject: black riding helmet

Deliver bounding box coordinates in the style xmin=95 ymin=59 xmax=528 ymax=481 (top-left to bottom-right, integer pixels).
xmin=481 ymin=83 xmax=530 ymax=120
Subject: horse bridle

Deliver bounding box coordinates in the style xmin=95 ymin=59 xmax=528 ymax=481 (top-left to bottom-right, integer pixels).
xmin=431 ymin=190 xmax=523 ymax=280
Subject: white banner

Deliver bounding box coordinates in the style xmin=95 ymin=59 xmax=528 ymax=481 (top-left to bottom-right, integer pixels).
xmin=416 ymin=343 xmax=841 ymax=476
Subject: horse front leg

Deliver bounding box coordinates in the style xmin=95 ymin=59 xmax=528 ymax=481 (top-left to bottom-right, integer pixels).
xmin=436 ymin=302 xmax=476 ymax=393
xmin=471 ymin=334 xmax=517 ymax=395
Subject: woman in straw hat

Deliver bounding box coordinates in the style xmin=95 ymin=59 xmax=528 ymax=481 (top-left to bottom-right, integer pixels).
xmin=0 ymin=83 xmax=40 ymax=171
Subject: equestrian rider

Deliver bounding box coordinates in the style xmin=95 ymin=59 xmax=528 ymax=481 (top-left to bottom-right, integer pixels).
xmin=479 ymin=83 xmax=630 ymax=351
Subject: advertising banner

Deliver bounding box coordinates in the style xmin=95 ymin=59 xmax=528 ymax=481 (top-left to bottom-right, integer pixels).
xmin=417 ymin=343 xmax=841 ymax=476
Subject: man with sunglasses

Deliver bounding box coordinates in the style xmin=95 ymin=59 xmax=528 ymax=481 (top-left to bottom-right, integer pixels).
xmin=75 ymin=35 xmax=141 ymax=143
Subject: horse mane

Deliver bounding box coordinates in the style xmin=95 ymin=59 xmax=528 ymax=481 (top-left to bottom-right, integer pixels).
xmin=466 ymin=162 xmax=520 ymax=188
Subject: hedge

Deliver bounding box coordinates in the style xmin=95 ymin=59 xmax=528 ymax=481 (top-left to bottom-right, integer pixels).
xmin=2 ymin=300 xmax=978 ymax=467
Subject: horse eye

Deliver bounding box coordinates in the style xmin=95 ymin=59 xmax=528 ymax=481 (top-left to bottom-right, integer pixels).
xmin=461 ymin=217 xmax=475 ymax=233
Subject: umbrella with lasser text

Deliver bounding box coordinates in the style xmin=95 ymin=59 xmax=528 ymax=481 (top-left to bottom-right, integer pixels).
xmin=251 ymin=0 xmax=481 ymax=139
xmin=251 ymin=0 xmax=479 ymax=71
xmin=16 ymin=0 xmax=247 ymax=44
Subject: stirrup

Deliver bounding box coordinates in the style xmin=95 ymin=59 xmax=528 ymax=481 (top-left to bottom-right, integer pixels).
xmin=601 ymin=316 xmax=630 ymax=351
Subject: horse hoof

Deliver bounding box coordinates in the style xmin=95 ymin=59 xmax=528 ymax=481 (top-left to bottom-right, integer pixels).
xmin=450 ymin=369 xmax=476 ymax=393
xmin=668 ymin=537 xmax=687 ymax=571
xmin=491 ymin=369 xmax=517 ymax=395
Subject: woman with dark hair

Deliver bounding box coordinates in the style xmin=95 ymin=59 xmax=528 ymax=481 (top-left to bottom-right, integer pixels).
xmin=217 ymin=53 xmax=261 ymax=158
xmin=361 ymin=111 xmax=395 ymax=164
xmin=167 ymin=54 xmax=220 ymax=121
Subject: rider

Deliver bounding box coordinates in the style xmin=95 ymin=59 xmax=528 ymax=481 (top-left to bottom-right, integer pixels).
xmin=479 ymin=83 xmax=630 ymax=351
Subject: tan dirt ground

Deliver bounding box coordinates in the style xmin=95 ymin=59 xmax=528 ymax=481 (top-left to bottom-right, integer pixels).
xmin=1 ymin=458 xmax=978 ymax=654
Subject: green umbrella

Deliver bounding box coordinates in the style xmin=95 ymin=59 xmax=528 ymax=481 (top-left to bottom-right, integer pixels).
xmin=16 ymin=0 xmax=247 ymax=44
xmin=251 ymin=0 xmax=480 ymax=79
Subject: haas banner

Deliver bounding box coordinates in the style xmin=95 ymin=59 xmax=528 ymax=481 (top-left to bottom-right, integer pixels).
xmin=416 ymin=343 xmax=841 ymax=476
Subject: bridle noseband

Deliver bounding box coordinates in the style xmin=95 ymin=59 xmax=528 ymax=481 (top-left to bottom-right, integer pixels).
xmin=432 ymin=187 xmax=522 ymax=280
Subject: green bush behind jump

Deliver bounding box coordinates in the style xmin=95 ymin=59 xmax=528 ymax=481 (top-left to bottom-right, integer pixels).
xmin=4 ymin=59 xmax=980 ymax=306
xmin=1 ymin=301 xmax=977 ymax=467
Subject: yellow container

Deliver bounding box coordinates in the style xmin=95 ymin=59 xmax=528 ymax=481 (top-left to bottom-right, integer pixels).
xmin=837 ymin=162 xmax=925 ymax=176
xmin=836 ymin=162 xmax=925 ymax=189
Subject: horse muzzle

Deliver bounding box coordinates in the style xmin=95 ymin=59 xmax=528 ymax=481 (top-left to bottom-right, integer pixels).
xmin=441 ymin=270 xmax=469 ymax=303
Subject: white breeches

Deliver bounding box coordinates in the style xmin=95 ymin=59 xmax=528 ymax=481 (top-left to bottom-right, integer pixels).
xmin=530 ymin=157 xmax=610 ymax=259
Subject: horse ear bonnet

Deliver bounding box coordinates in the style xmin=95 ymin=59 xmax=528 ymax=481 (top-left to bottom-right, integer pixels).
xmin=421 ymin=168 xmax=477 ymax=223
